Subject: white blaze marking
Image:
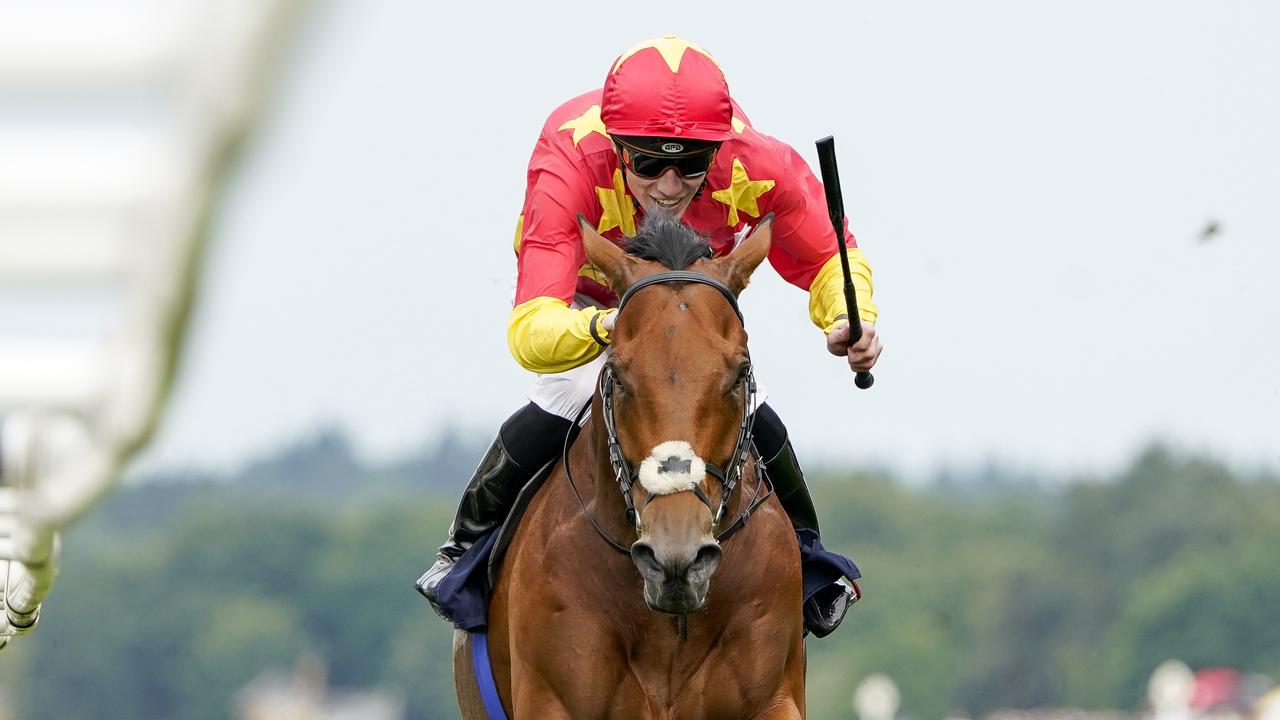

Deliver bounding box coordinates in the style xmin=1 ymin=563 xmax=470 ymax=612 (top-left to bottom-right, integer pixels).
xmin=637 ymin=440 xmax=706 ymax=496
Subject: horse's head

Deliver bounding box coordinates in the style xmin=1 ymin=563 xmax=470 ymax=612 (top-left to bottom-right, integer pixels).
xmin=579 ymin=211 xmax=772 ymax=615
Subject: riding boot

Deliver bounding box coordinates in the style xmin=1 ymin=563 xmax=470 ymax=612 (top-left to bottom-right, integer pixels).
xmin=415 ymin=402 xmax=573 ymax=617
xmin=753 ymin=403 xmax=859 ymax=638
xmin=761 ymin=433 xmax=822 ymax=534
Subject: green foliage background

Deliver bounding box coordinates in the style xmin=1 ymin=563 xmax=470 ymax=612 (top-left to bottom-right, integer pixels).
xmin=2 ymin=432 xmax=1277 ymax=719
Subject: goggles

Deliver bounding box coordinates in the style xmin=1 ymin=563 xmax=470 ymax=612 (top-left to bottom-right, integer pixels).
xmin=615 ymin=139 xmax=718 ymax=180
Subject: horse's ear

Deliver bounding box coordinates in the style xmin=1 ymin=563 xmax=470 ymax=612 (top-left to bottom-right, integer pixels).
xmin=720 ymin=213 xmax=773 ymax=295
xmin=579 ymin=214 xmax=640 ymax=294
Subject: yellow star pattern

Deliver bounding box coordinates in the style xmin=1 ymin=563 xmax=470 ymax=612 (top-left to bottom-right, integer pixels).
xmin=557 ymin=105 xmax=608 ymax=147
xmin=612 ymin=35 xmax=723 ymax=75
xmin=731 ymin=116 xmax=747 ymax=133
xmin=711 ymin=157 xmax=775 ymax=226
xmin=596 ymin=169 xmax=636 ymax=236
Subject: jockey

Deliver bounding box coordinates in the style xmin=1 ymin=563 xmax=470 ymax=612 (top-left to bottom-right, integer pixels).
xmin=417 ymin=35 xmax=882 ymax=637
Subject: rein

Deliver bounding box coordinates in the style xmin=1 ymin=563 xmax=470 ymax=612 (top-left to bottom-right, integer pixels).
xmin=562 ymin=271 xmax=775 ymax=556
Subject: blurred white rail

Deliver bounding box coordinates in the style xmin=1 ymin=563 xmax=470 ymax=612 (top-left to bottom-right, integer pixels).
xmin=0 ymin=0 xmax=308 ymax=650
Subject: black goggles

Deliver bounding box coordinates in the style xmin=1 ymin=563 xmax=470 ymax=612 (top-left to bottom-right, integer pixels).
xmin=615 ymin=140 xmax=718 ymax=179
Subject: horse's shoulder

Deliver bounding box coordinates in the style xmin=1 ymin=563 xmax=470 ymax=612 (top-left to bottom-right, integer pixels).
xmin=487 ymin=457 xmax=566 ymax=584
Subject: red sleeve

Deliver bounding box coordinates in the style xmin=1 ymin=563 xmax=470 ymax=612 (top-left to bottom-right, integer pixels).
xmin=763 ymin=142 xmax=858 ymax=291
xmin=513 ymin=130 xmax=599 ymax=307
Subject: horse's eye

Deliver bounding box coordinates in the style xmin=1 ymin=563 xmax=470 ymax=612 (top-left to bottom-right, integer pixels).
xmin=732 ymin=365 xmax=751 ymax=391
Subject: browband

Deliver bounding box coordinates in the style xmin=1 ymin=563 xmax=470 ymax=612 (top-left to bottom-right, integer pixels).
xmin=616 ymin=271 xmax=744 ymax=326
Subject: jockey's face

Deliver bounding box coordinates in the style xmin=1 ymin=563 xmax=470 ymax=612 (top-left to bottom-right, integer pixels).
xmin=624 ymin=166 xmax=705 ymax=220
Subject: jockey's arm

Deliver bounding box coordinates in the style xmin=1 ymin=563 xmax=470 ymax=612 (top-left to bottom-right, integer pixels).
xmin=507 ymin=134 xmax=618 ymax=375
xmin=807 ymin=247 xmax=877 ymax=332
xmin=507 ymin=294 xmax=614 ymax=374
xmin=764 ymin=143 xmax=881 ymax=373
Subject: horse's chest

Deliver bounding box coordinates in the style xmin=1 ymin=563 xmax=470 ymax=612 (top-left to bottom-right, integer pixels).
xmin=615 ymin=641 xmax=786 ymax=718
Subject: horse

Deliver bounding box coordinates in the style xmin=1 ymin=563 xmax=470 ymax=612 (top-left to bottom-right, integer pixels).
xmin=455 ymin=212 xmax=806 ymax=719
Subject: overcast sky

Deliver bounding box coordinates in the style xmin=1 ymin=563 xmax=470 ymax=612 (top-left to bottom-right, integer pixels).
xmin=134 ymin=0 xmax=1280 ymax=480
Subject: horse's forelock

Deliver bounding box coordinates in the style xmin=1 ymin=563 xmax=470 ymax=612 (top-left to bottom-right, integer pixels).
xmin=624 ymin=212 xmax=712 ymax=271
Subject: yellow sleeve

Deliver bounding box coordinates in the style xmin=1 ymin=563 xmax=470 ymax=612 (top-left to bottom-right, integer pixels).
xmin=507 ymin=297 xmax=618 ymax=374
xmin=808 ymin=248 xmax=878 ymax=333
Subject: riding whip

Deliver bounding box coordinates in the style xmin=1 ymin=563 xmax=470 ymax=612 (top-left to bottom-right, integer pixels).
xmin=816 ymin=136 xmax=874 ymax=390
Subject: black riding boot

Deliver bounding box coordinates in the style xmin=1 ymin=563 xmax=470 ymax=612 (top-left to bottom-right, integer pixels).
xmin=753 ymin=403 xmax=859 ymax=638
xmin=415 ymin=402 xmax=572 ymax=617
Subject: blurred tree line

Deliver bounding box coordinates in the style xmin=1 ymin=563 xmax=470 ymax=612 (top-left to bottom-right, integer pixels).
xmin=1 ymin=432 xmax=1277 ymax=720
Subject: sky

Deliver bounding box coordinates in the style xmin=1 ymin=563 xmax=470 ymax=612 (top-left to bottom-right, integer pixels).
xmin=134 ymin=0 xmax=1280 ymax=480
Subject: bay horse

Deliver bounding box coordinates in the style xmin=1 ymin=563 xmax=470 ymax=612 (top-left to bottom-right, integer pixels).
xmin=455 ymin=213 xmax=806 ymax=719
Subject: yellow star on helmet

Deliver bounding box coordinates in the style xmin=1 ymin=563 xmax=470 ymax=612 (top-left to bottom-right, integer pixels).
xmin=612 ymin=35 xmax=723 ymax=75
xmin=596 ymin=169 xmax=637 ymax=236
xmin=711 ymin=157 xmax=775 ymax=226
xmin=558 ymin=105 xmax=608 ymax=147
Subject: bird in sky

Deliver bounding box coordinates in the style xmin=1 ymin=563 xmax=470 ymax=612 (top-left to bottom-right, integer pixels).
xmin=1197 ymin=219 xmax=1221 ymax=243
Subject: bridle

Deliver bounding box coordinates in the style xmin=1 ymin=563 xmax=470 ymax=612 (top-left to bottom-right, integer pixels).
xmin=563 ymin=271 xmax=775 ymax=556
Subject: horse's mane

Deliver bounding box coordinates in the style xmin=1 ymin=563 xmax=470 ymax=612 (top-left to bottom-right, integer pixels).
xmin=624 ymin=212 xmax=713 ymax=270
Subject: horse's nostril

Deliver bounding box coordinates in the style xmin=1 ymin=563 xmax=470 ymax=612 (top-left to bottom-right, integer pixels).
xmin=688 ymin=542 xmax=722 ymax=582
xmin=631 ymin=542 xmax=664 ymax=582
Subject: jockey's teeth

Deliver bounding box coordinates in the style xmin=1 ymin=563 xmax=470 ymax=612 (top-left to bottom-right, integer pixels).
xmin=655 ymin=198 xmax=680 ymax=207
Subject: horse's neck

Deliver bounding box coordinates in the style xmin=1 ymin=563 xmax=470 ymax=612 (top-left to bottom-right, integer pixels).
xmin=732 ymin=452 xmax=767 ymax=518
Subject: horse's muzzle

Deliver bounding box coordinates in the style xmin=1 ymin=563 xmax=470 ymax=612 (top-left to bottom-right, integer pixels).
xmin=631 ymin=540 xmax=723 ymax=614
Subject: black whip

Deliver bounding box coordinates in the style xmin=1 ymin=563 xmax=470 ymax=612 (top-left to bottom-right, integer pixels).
xmin=816 ymin=135 xmax=874 ymax=390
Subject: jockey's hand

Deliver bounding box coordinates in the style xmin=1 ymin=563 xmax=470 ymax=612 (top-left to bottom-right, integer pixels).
xmin=601 ymin=309 xmax=617 ymax=334
xmin=826 ymin=321 xmax=882 ymax=373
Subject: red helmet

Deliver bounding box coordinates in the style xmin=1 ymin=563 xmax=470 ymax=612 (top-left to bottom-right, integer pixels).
xmin=601 ymin=36 xmax=733 ymax=142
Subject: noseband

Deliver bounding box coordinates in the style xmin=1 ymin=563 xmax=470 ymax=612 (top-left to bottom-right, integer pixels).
xmin=564 ymin=271 xmax=774 ymax=555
